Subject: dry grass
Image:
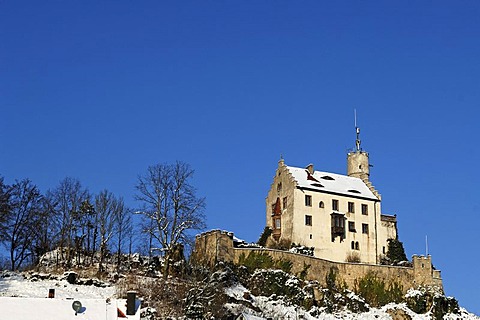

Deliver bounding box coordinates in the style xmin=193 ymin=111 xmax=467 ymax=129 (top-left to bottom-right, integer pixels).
xmin=116 ymin=273 xmax=195 ymax=318
xmin=345 ymin=251 xmax=361 ymax=263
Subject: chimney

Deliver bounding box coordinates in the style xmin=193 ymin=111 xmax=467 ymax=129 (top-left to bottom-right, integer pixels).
xmin=127 ymin=291 xmax=136 ymax=315
xmin=306 ymin=163 xmax=314 ymax=174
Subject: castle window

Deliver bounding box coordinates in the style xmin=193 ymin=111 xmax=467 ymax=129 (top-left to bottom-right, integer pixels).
xmin=362 ymin=223 xmax=369 ymax=234
xmin=361 ymin=204 xmax=368 ymax=215
xmin=334 ymin=215 xmax=344 ymax=227
xmin=275 ymin=218 xmax=281 ymax=229
xmin=351 ymin=241 xmax=360 ymax=250
xmin=283 ymin=197 xmax=287 ymax=210
xmin=348 ymin=202 xmax=355 ymax=213
xmin=348 ymin=221 xmax=356 ymax=232
xmin=331 ymin=213 xmax=345 ymax=242
xmin=332 ymin=199 xmax=339 ymax=211
xmin=305 ymin=215 xmax=312 ymax=226
xmin=319 ymin=201 xmax=324 ymax=208
xmin=310 ymin=234 xmax=312 ymax=239
xmin=305 ymin=195 xmax=312 ymax=207
xmin=383 ymin=246 xmax=386 ymax=254
xmin=277 ymin=182 xmax=282 ymax=193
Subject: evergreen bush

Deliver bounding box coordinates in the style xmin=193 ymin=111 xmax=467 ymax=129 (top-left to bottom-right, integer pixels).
xmin=386 ymin=238 xmax=408 ymax=265
xmin=257 ymin=227 xmax=272 ymax=247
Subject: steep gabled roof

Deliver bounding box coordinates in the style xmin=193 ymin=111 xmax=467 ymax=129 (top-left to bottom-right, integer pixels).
xmin=286 ymin=166 xmax=379 ymax=201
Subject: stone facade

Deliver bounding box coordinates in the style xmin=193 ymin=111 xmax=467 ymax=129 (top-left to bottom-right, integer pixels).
xmin=191 ymin=230 xmax=443 ymax=294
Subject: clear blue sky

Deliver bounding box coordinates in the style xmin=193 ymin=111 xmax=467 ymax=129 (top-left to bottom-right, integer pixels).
xmin=1 ymin=1 xmax=479 ymax=314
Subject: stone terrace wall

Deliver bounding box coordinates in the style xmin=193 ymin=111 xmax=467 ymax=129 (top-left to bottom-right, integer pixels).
xmin=192 ymin=230 xmax=443 ymax=294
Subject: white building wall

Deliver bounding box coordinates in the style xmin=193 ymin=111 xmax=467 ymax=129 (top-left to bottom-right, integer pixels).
xmin=290 ymin=189 xmax=381 ymax=263
xmin=265 ymin=160 xmax=398 ymax=265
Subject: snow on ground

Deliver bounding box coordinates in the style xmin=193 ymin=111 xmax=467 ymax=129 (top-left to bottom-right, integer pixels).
xmin=224 ymin=283 xmax=480 ymax=320
xmin=0 ymin=272 xmax=115 ymax=299
xmin=1 ymin=297 xmax=121 ymax=320
xmin=0 ymin=272 xmax=142 ymax=320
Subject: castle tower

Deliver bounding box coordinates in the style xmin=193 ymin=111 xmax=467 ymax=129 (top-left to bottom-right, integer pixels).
xmin=347 ymin=112 xmax=370 ymax=181
xmin=347 ymin=150 xmax=370 ymax=180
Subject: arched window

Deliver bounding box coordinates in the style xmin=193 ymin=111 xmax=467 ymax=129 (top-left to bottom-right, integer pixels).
xmin=319 ymin=201 xmax=324 ymax=208
xmin=355 ymin=242 xmax=360 ymax=250
xmin=351 ymin=241 xmax=355 ymax=250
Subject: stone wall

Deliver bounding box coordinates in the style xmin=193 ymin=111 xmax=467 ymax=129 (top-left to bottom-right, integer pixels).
xmin=192 ymin=230 xmax=443 ymax=294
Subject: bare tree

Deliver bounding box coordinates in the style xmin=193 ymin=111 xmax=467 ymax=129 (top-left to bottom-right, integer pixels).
xmin=0 ymin=176 xmax=11 ymax=241
xmin=135 ymin=161 xmax=206 ymax=275
xmin=78 ymin=199 xmax=96 ymax=265
xmin=2 ymin=179 xmax=43 ymax=270
xmin=114 ymin=205 xmax=132 ymax=272
xmin=95 ymin=190 xmax=124 ymax=273
xmin=48 ymin=177 xmax=89 ymax=266
xmin=30 ymin=195 xmax=57 ymax=266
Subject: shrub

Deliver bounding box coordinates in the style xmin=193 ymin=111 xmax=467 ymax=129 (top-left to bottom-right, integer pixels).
xmin=257 ymin=227 xmax=272 ymax=247
xmin=238 ymin=252 xmax=292 ymax=273
xmin=269 ymin=239 xmax=292 ymax=251
xmin=345 ymin=251 xmax=361 ymax=263
xmin=386 ymin=238 xmax=408 ymax=265
xmin=298 ymin=262 xmax=311 ymax=280
xmin=405 ymin=287 xmax=460 ymax=318
xmin=354 ymin=271 xmax=403 ymax=307
xmin=325 ymin=267 xmax=346 ymax=291
xmin=290 ymin=243 xmax=315 ymax=256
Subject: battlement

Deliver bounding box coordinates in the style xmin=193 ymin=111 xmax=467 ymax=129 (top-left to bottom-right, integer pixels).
xmin=192 ymin=231 xmax=443 ymax=294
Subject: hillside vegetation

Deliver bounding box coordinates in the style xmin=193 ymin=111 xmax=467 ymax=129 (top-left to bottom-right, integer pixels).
xmin=1 ymin=248 xmax=476 ymax=320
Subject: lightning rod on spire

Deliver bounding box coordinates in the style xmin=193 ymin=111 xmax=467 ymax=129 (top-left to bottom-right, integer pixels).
xmin=354 ymin=109 xmax=361 ymax=152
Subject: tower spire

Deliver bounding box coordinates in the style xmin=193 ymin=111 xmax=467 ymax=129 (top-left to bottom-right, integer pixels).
xmin=354 ymin=109 xmax=361 ymax=152
xmin=347 ymin=109 xmax=370 ymax=181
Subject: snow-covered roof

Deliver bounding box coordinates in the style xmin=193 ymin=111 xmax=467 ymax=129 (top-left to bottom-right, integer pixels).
xmin=286 ymin=166 xmax=378 ymax=201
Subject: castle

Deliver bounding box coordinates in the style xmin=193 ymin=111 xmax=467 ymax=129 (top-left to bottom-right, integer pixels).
xmin=265 ymin=126 xmax=396 ymax=264
xmin=192 ymin=124 xmax=443 ymax=293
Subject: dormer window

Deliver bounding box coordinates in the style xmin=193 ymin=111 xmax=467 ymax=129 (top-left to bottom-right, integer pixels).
xmin=321 ymin=175 xmax=335 ymax=181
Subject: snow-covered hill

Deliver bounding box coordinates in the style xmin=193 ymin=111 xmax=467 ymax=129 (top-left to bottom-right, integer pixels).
xmin=1 ymin=268 xmax=478 ymax=320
